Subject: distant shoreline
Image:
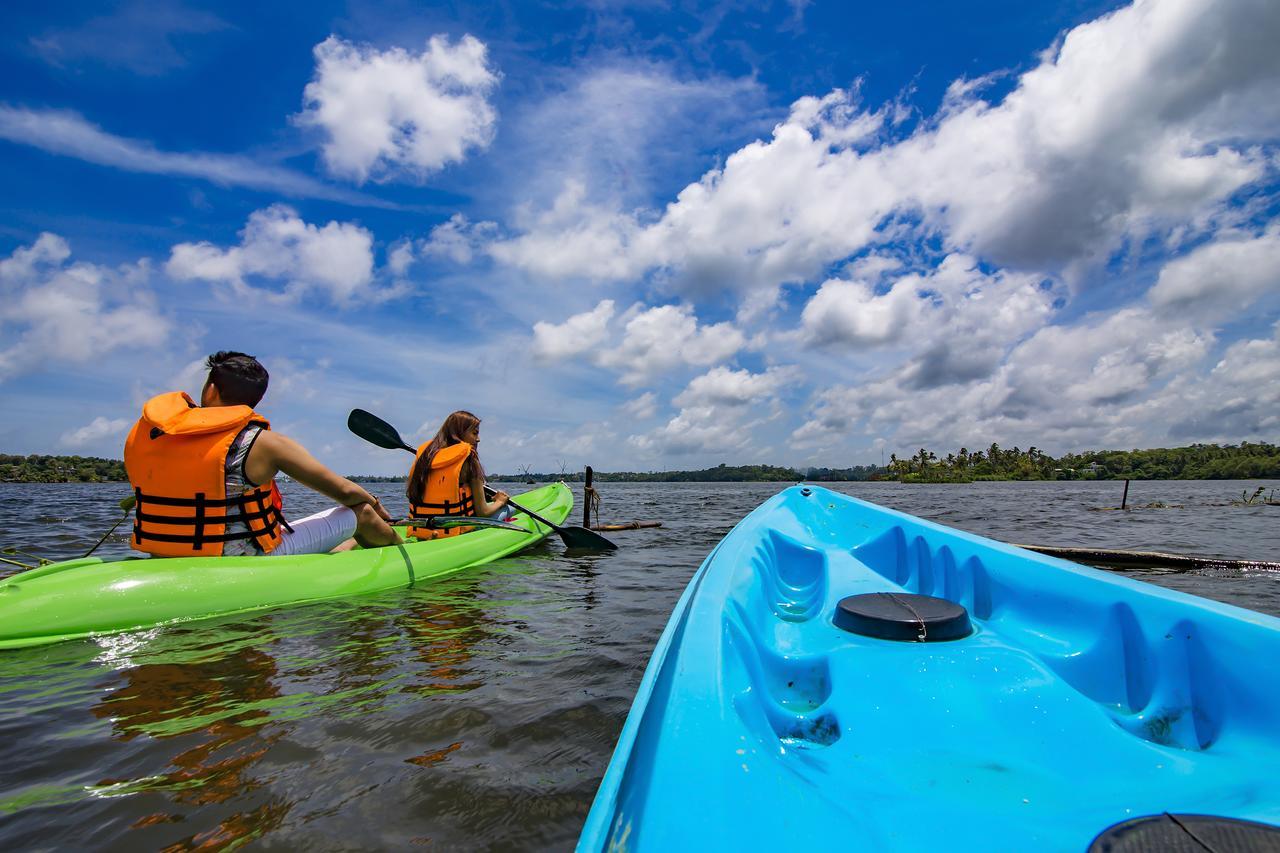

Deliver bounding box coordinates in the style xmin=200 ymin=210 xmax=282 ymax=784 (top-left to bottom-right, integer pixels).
xmin=4 ymin=443 xmax=1277 ymax=484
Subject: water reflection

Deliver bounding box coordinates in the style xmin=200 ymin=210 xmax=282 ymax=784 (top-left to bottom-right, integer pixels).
xmin=1 ymin=480 xmax=1277 ymax=850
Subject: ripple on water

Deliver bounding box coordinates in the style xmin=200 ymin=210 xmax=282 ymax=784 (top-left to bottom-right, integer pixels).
xmin=1 ymin=479 xmax=1278 ymax=848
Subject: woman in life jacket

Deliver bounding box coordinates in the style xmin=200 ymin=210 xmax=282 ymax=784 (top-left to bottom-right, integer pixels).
xmin=405 ymin=411 xmax=510 ymax=540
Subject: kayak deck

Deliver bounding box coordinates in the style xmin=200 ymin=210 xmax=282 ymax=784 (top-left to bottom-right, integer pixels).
xmin=579 ymin=484 xmax=1280 ymax=851
xmin=0 ymin=482 xmax=572 ymax=650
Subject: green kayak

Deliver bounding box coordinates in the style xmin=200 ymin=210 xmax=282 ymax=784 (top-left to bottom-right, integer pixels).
xmin=0 ymin=482 xmax=572 ymax=650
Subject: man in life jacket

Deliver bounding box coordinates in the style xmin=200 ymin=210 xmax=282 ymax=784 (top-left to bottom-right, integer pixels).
xmin=124 ymin=351 xmax=401 ymax=557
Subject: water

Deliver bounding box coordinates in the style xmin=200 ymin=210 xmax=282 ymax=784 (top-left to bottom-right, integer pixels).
xmin=1 ymin=479 xmax=1278 ymax=850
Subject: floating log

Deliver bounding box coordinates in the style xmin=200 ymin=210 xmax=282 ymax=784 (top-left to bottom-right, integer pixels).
xmin=591 ymin=521 xmax=663 ymax=531
xmin=1017 ymin=544 xmax=1280 ymax=573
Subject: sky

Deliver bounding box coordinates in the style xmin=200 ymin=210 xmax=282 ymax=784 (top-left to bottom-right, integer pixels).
xmin=0 ymin=0 xmax=1278 ymax=476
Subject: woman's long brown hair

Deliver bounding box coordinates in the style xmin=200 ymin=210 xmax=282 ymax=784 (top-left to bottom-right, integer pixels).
xmin=406 ymin=410 xmax=484 ymax=503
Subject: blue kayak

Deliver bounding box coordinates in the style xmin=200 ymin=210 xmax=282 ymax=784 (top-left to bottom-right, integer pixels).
xmin=579 ymin=484 xmax=1280 ymax=851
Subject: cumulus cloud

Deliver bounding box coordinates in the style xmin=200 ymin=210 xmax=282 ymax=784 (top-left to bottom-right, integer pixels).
xmin=531 ymin=300 xmax=746 ymax=385
xmin=488 ymin=181 xmax=648 ymax=282
xmin=799 ymin=275 xmax=924 ymax=349
xmin=798 ymin=254 xmax=1057 ymax=391
xmin=1163 ymin=324 xmax=1280 ymax=440
xmin=599 ymin=304 xmax=746 ymax=386
xmin=61 ymin=416 xmax=132 ymax=448
xmin=166 ymin=205 xmax=376 ymax=304
xmin=630 ymin=366 xmax=792 ymax=456
xmin=1149 ymin=224 xmax=1280 ymax=317
xmin=484 ymin=0 xmax=1280 ymax=303
xmin=532 ymin=299 xmax=616 ymax=361
xmin=673 ymin=365 xmax=796 ymax=408
xmin=0 ymin=234 xmax=169 ymax=382
xmin=628 ymin=405 xmax=759 ymax=456
xmin=793 ymin=300 xmax=1216 ymax=454
xmin=419 ymin=213 xmax=499 ymax=265
xmin=298 ymin=34 xmax=499 ymax=184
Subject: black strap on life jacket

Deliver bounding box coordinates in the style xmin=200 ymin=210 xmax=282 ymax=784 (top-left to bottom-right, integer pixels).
xmin=133 ymin=485 xmax=287 ymax=552
xmin=407 ymin=491 xmax=475 ymax=526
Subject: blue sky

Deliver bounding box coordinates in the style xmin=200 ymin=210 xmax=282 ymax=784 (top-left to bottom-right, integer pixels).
xmin=1 ymin=0 xmax=1277 ymax=475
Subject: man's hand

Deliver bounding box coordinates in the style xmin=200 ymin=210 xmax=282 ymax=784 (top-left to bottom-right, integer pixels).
xmin=370 ymin=496 xmax=393 ymax=522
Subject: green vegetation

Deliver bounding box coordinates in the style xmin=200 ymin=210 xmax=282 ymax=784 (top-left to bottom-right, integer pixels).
xmin=8 ymin=443 xmax=1279 ymax=484
xmin=490 ymin=464 xmax=884 ymax=482
xmin=887 ymin=442 xmax=1280 ymax=482
xmin=0 ymin=454 xmax=126 ymax=483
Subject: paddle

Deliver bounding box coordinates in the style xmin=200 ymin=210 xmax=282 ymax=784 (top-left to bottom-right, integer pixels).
xmin=346 ymin=408 xmax=617 ymax=551
xmin=390 ymin=515 xmax=526 ymax=533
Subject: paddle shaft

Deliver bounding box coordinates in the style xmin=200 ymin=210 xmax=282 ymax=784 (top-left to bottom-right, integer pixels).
xmin=485 ymin=486 xmax=562 ymax=534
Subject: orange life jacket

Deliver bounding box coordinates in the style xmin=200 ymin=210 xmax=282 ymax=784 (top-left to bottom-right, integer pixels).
xmin=123 ymin=391 xmax=288 ymax=557
xmin=407 ymin=442 xmax=476 ymax=540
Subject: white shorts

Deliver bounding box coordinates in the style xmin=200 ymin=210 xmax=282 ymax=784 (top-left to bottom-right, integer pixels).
xmin=271 ymin=506 xmax=357 ymax=556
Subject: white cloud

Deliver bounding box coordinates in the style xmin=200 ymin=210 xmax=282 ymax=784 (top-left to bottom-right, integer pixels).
xmin=531 ymin=300 xmax=746 ymax=385
xmin=798 ymin=254 xmax=1057 ymax=391
xmin=0 ymin=106 xmax=382 ymax=206
xmin=627 ymin=404 xmax=759 ymax=457
xmin=387 ymin=240 xmax=416 ymax=277
xmin=299 ymin=34 xmax=499 ymax=184
xmin=799 ymin=275 xmax=923 ymax=349
xmin=792 ymin=300 xmax=1217 ymax=455
xmin=488 ymin=181 xmax=648 ymax=282
xmin=1161 ymin=323 xmax=1280 ymax=440
xmin=483 ymin=0 xmax=1280 ymax=303
xmin=419 ymin=213 xmax=499 ymax=265
xmin=532 ymin=299 xmax=616 ymax=361
xmin=166 ymin=205 xmax=375 ymax=305
xmin=630 ymin=366 xmax=793 ymax=457
xmin=621 ymin=391 xmax=658 ymax=419
xmin=0 ymin=234 xmax=170 ymax=382
xmin=61 ymin=416 xmax=131 ymax=448
xmin=673 ymin=365 xmax=796 ymax=408
xmin=599 ymin=304 xmax=746 ymax=386
xmin=1149 ymin=224 xmax=1280 ymax=317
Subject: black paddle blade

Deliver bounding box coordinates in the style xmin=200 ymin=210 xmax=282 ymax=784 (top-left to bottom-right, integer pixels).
xmin=348 ymin=408 xmax=415 ymax=453
xmin=554 ymin=525 xmax=618 ymax=551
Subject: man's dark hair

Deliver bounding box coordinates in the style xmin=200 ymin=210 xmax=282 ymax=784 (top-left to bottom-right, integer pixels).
xmin=205 ymin=351 xmax=269 ymax=407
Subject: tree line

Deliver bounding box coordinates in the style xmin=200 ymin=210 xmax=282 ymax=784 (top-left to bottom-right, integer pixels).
xmin=0 ymin=454 xmax=127 ymax=483
xmin=886 ymin=442 xmax=1280 ymax=482
xmin=483 ymin=463 xmax=886 ymax=482
xmin=4 ymin=443 xmax=1277 ymax=484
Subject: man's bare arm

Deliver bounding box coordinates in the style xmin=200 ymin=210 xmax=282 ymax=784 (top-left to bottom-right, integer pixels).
xmin=247 ymin=431 xmax=388 ymax=514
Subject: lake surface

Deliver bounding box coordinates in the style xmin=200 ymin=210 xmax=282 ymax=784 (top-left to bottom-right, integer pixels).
xmin=1 ymin=479 xmax=1278 ymax=850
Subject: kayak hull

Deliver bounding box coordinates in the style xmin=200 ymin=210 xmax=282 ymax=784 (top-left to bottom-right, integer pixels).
xmin=0 ymin=482 xmax=572 ymax=650
xmin=579 ymin=484 xmax=1280 ymax=852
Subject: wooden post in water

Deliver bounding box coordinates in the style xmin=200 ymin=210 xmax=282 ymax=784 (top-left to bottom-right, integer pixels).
xmin=1121 ymin=479 xmax=1130 ymax=510
xmin=583 ymin=466 xmax=594 ymax=528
